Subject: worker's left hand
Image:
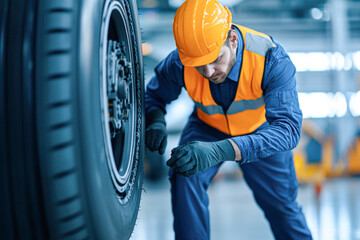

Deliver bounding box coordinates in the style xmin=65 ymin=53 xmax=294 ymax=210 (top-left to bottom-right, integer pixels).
xmin=166 ymin=140 xmax=235 ymax=177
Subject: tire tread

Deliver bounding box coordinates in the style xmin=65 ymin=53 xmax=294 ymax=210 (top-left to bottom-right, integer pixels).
xmin=60 ymin=224 xmax=86 ymax=238
xmin=59 ymin=210 xmax=83 ymax=223
xmin=46 ymin=49 xmax=71 ymax=56
xmin=53 ymin=168 xmax=76 ymax=179
xmin=48 ymin=100 xmax=71 ymax=108
xmin=51 ymin=141 xmax=73 ymax=151
xmin=40 ymin=1 xmax=87 ymax=236
xmin=50 ymin=121 xmax=72 ymax=130
xmin=47 ymin=73 xmax=71 ymax=81
xmin=47 ymin=8 xmax=73 ymax=13
xmin=56 ymin=194 xmax=79 ymax=206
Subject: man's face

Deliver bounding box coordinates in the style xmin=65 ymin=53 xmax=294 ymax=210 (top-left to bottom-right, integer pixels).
xmin=194 ymin=30 xmax=238 ymax=84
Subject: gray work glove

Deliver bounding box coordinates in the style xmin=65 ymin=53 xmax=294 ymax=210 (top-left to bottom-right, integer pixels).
xmin=167 ymin=140 xmax=235 ymax=177
xmin=145 ymin=109 xmax=167 ymax=155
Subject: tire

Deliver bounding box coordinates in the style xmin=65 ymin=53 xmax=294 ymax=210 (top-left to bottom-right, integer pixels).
xmin=0 ymin=0 xmax=144 ymax=239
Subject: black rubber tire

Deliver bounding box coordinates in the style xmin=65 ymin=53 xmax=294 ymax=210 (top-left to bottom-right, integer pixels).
xmin=0 ymin=0 xmax=144 ymax=239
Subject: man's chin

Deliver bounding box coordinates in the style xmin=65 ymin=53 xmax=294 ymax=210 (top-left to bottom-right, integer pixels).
xmin=208 ymin=76 xmax=226 ymax=84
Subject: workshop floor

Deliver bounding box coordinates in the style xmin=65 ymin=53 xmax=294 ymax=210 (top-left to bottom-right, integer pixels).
xmin=131 ymin=174 xmax=360 ymax=240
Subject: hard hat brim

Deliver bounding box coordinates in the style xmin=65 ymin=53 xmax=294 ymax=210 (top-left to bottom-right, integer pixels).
xmin=178 ymin=39 xmax=225 ymax=67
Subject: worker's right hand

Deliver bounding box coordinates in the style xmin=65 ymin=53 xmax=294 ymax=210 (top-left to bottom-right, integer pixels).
xmin=145 ymin=109 xmax=167 ymax=155
xmin=145 ymin=122 xmax=167 ymax=154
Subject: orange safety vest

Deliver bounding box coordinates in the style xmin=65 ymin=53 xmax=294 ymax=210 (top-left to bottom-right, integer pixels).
xmin=184 ymin=24 xmax=276 ymax=136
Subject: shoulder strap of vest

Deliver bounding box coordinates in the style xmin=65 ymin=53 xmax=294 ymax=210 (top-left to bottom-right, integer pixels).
xmin=233 ymin=24 xmax=276 ymax=56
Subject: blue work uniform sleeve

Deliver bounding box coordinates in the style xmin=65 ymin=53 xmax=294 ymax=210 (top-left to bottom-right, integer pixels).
xmin=145 ymin=50 xmax=184 ymax=115
xmin=232 ymin=46 xmax=303 ymax=163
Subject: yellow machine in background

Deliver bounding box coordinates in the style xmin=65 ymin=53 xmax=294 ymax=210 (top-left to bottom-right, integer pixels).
xmin=348 ymin=134 xmax=360 ymax=175
xmin=293 ymin=119 xmax=360 ymax=194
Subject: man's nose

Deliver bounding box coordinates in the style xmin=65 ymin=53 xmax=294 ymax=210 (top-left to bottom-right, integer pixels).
xmin=203 ymin=65 xmax=215 ymax=78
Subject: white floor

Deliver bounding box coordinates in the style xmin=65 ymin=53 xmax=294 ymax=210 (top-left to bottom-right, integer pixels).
xmin=131 ymin=174 xmax=360 ymax=240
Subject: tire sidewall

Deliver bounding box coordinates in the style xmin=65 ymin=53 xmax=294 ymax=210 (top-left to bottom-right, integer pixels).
xmin=77 ymin=0 xmax=144 ymax=238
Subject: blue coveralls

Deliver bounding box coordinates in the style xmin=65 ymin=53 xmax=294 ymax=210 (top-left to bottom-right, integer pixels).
xmin=145 ymin=25 xmax=312 ymax=240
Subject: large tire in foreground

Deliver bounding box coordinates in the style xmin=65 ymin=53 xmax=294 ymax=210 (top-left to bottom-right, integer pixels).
xmin=0 ymin=0 xmax=144 ymax=239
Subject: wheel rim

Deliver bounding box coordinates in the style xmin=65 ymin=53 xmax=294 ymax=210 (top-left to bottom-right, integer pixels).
xmin=100 ymin=1 xmax=137 ymax=203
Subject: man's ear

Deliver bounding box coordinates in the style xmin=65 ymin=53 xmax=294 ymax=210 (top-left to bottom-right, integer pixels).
xmin=229 ymin=30 xmax=238 ymax=49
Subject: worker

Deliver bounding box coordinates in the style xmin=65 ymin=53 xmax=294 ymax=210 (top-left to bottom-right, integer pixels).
xmin=145 ymin=0 xmax=312 ymax=239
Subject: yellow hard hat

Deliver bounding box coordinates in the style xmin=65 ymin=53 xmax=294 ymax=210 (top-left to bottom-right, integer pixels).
xmin=173 ymin=0 xmax=232 ymax=67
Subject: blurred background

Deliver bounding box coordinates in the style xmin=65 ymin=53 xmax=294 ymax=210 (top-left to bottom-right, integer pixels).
xmin=131 ymin=0 xmax=360 ymax=239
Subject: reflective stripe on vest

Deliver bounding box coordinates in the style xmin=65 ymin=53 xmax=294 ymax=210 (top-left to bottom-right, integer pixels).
xmin=184 ymin=24 xmax=276 ymax=136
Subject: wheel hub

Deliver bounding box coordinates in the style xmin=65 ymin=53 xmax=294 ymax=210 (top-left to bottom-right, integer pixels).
xmin=107 ymin=40 xmax=132 ymax=138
